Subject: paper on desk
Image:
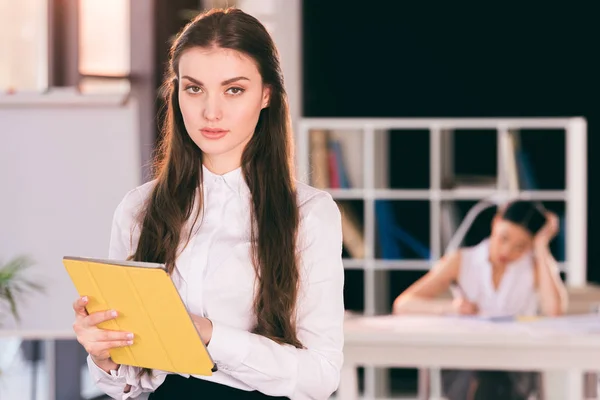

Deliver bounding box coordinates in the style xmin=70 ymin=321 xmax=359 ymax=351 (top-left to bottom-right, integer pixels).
xmin=519 ymin=313 xmax=600 ymax=337
xmin=348 ymin=315 xmax=519 ymax=335
xmin=446 ymin=313 xmax=516 ymax=322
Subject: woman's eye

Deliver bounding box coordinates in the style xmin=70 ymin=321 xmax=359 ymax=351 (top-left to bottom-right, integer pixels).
xmin=226 ymin=87 xmax=244 ymax=95
xmin=186 ymin=86 xmax=201 ymax=94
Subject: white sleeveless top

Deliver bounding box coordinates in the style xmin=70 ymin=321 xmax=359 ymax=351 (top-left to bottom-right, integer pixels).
xmin=457 ymin=239 xmax=539 ymax=317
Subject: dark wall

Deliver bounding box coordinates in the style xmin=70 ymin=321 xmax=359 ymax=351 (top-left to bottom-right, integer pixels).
xmin=302 ymin=1 xmax=599 ymax=283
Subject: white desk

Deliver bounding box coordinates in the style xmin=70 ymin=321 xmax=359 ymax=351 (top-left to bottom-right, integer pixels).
xmin=339 ymin=315 xmax=600 ymax=400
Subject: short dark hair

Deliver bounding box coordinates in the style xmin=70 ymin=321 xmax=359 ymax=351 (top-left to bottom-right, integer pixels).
xmin=500 ymin=200 xmax=547 ymax=236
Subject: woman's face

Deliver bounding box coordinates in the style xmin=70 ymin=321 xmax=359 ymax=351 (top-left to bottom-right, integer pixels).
xmin=489 ymin=216 xmax=533 ymax=266
xmin=177 ymin=46 xmax=271 ymax=173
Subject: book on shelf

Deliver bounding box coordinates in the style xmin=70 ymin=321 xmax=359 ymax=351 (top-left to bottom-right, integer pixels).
xmin=309 ymin=129 xmax=330 ymax=189
xmin=507 ymin=129 xmax=536 ymax=191
xmin=375 ymin=200 xmax=431 ymax=260
xmin=310 ymin=129 xmax=364 ymax=258
xmin=337 ymin=202 xmax=365 ymax=259
xmin=504 ymin=129 xmax=521 ymax=192
xmin=329 ymin=139 xmax=350 ymax=189
xmin=310 ymin=128 xmax=432 ymax=261
xmin=442 ymin=174 xmax=497 ymax=191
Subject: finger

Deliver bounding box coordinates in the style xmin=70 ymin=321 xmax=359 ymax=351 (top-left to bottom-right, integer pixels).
xmin=84 ymin=309 xmax=118 ymax=328
xmin=546 ymin=212 xmax=559 ymax=227
xmin=73 ymin=296 xmax=89 ymax=317
xmin=462 ymin=306 xmax=476 ymax=315
xmin=95 ymin=330 xmax=134 ymax=342
xmin=86 ymin=340 xmax=133 ymax=357
xmin=101 ymin=339 xmax=134 ymax=350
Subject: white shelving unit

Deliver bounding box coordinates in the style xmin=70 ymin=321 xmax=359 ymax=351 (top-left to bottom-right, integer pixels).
xmin=296 ymin=117 xmax=588 ymax=399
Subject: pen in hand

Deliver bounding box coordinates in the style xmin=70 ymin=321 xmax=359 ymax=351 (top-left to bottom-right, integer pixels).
xmin=449 ymin=280 xmax=479 ymax=315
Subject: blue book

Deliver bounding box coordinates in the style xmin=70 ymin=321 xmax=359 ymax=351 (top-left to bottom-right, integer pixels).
xmin=516 ymin=148 xmax=536 ymax=190
xmin=375 ymin=200 xmax=431 ymax=259
xmin=330 ymin=139 xmax=350 ymax=189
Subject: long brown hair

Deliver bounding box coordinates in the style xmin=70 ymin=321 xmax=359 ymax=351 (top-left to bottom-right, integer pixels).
xmin=131 ymin=8 xmax=302 ymax=349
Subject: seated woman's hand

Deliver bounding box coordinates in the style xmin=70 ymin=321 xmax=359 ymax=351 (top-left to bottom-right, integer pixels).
xmin=72 ymin=296 xmax=133 ymax=368
xmin=451 ymin=298 xmax=479 ymax=315
xmin=533 ymin=211 xmax=559 ymax=249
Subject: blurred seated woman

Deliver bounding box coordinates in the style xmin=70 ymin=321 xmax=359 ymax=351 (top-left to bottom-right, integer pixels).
xmin=392 ymin=200 xmax=568 ymax=400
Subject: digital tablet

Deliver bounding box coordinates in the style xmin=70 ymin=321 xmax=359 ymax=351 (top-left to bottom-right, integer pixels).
xmin=63 ymin=256 xmax=217 ymax=375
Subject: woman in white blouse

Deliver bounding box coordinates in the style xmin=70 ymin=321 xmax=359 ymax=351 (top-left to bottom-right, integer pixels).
xmin=393 ymin=200 xmax=568 ymax=400
xmin=71 ymin=8 xmax=344 ymax=400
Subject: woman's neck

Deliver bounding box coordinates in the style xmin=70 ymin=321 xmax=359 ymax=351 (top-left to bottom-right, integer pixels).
xmin=491 ymin=261 xmax=507 ymax=272
xmin=202 ymin=157 xmax=241 ymax=176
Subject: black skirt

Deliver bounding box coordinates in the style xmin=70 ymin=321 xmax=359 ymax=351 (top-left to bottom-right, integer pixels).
xmin=148 ymin=374 xmax=290 ymax=399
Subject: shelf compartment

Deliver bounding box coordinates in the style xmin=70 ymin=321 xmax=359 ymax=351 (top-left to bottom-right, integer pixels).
xmin=343 ymin=269 xmax=365 ymax=314
xmin=378 ymin=129 xmax=430 ymax=190
xmin=441 ymin=128 xmax=498 ymax=191
xmin=336 ymin=200 xmax=365 ymax=260
xmin=308 ymin=128 xmax=363 ymax=189
xmin=513 ymin=129 xmax=566 ymax=190
xmin=374 ymin=200 xmax=431 ymax=261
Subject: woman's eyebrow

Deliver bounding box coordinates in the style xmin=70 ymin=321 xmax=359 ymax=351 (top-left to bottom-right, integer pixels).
xmin=181 ymin=75 xmax=250 ymax=86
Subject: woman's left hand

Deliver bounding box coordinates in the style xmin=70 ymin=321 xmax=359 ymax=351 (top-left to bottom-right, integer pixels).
xmin=534 ymin=211 xmax=559 ymax=249
xmin=190 ymin=314 xmax=213 ymax=345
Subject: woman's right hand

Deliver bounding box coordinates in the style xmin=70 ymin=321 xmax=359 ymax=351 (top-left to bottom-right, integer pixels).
xmin=72 ymin=296 xmax=134 ymax=371
xmin=451 ymin=297 xmax=479 ymax=315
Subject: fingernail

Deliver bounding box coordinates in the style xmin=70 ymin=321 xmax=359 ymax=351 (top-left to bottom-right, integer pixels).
xmin=127 ymin=340 xmax=134 ymax=345
xmin=82 ymin=296 xmax=88 ymax=302
xmin=127 ymin=333 xmax=134 ymax=339
xmin=111 ymin=310 xmax=118 ymax=317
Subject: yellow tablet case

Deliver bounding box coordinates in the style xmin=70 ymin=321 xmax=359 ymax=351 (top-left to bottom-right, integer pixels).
xmin=63 ymin=256 xmax=216 ymax=375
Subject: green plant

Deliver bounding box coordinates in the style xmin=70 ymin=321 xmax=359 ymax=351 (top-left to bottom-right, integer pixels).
xmin=0 ymin=256 xmax=42 ymax=322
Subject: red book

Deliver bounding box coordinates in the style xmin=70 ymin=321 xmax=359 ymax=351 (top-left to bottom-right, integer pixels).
xmin=328 ymin=148 xmax=340 ymax=188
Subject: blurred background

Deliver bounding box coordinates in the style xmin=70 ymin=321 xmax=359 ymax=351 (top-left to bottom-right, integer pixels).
xmin=1 ymin=0 xmax=598 ymax=399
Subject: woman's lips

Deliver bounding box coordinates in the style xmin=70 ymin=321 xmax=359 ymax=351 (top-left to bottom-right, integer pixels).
xmin=200 ymin=128 xmax=229 ymax=140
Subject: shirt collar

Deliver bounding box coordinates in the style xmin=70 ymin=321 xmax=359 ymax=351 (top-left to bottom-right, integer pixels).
xmin=201 ymin=164 xmax=249 ymax=196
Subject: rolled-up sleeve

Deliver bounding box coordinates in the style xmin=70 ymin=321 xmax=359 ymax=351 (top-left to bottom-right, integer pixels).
xmin=87 ymin=356 xmax=168 ymax=399
xmin=206 ymin=192 xmax=345 ymax=399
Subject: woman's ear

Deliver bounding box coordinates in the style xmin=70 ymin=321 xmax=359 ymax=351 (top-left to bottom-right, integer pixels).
xmin=261 ymin=85 xmax=271 ymax=109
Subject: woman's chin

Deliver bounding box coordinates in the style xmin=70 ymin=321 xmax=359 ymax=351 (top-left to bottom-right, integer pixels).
xmin=197 ymin=142 xmax=233 ymax=157
xmin=495 ymin=257 xmax=510 ymax=266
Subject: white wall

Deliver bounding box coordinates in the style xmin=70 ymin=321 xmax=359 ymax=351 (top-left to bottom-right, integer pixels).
xmin=0 ymin=92 xmax=141 ymax=334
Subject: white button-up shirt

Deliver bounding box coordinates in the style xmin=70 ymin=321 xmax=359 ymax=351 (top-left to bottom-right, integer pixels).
xmin=87 ymin=166 xmax=345 ymax=399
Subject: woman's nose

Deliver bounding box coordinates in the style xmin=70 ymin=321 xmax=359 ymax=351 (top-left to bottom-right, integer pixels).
xmin=203 ymin=95 xmax=222 ymax=121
